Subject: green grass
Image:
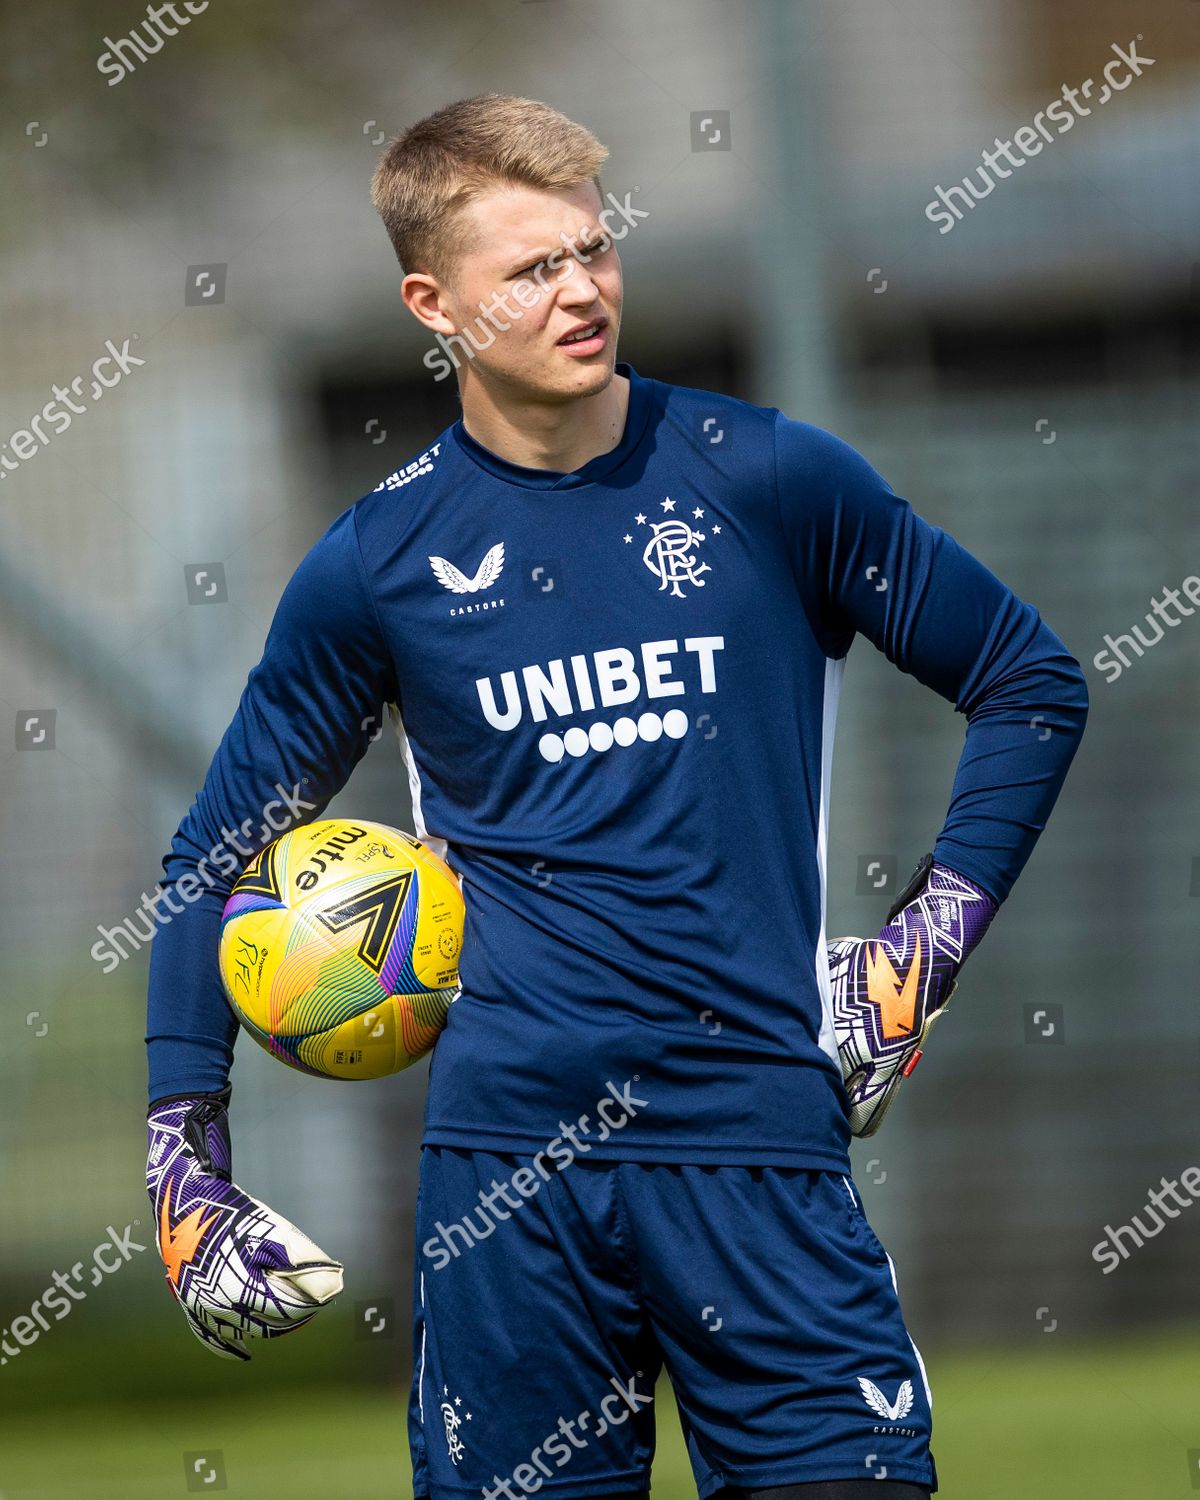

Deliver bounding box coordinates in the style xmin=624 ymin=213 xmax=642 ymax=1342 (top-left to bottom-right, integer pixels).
xmin=0 ymin=1332 xmax=1196 ymax=1498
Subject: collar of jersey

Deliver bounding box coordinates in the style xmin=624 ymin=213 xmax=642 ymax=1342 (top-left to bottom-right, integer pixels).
xmin=449 ymin=363 xmax=654 ymax=491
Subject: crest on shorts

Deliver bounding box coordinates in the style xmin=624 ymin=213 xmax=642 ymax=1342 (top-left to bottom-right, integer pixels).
xmin=440 ymin=1383 xmax=472 ymax=1464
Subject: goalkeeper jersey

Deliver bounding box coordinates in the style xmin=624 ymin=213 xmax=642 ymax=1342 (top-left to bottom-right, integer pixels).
xmin=146 ymin=364 xmax=1088 ymax=1169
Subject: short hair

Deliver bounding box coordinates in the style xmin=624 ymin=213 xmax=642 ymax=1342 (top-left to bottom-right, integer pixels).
xmin=370 ymin=94 xmax=609 ymax=281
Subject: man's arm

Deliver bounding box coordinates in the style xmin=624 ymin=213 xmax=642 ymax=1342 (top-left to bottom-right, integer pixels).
xmin=774 ymin=416 xmax=1088 ymax=1133
xmin=146 ymin=504 xmax=399 ymax=1102
xmin=773 ymin=414 xmax=1089 ymax=905
xmin=144 ymin=505 xmax=398 ymax=1356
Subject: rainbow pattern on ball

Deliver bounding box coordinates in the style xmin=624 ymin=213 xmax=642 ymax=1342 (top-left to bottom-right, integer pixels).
xmin=218 ymin=819 xmax=464 ymax=1080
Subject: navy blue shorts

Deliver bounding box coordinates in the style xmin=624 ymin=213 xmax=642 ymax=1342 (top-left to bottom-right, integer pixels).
xmin=409 ymin=1148 xmax=936 ymax=1498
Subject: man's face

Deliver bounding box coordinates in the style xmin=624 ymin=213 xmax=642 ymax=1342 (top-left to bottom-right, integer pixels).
xmin=438 ymin=181 xmax=623 ymax=402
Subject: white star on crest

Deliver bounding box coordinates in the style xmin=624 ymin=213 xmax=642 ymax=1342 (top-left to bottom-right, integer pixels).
xmin=623 ymin=533 xmax=633 ymax=543
xmin=693 ymin=507 xmax=705 ymax=518
xmin=712 ymin=523 xmax=722 ymax=535
xmin=661 ymin=498 xmax=675 ymax=512
xmin=635 ymin=513 xmax=647 ymax=525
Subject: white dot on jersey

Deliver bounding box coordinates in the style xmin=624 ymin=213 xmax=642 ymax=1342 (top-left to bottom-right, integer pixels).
xmin=613 ymin=716 xmax=638 ymax=747
xmin=538 ymin=733 xmax=565 ymax=764
xmin=563 ymin=727 xmax=590 ymax=757
xmin=662 ymin=709 xmax=689 ymax=739
xmin=637 ymin=712 xmax=663 ymax=742
xmin=589 ymin=721 xmax=614 ymax=752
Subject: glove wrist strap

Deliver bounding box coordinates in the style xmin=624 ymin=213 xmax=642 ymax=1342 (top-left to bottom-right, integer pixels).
xmin=148 ymin=1088 xmax=233 ymax=1183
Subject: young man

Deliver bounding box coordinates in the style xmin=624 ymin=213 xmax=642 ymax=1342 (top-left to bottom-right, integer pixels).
xmin=145 ymin=95 xmax=1088 ymax=1500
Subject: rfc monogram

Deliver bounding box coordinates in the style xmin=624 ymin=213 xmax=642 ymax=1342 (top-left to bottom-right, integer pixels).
xmin=627 ymin=498 xmax=721 ymax=600
xmin=440 ymin=1382 xmax=472 ymax=1463
xmin=643 ymin=520 xmax=710 ymax=598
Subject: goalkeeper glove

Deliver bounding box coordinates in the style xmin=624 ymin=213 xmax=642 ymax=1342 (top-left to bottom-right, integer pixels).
xmin=146 ymin=1090 xmax=344 ymax=1361
xmin=827 ymin=854 xmax=997 ymax=1137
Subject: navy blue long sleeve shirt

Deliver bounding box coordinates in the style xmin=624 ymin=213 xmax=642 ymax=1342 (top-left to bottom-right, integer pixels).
xmin=146 ymin=365 xmax=1087 ymax=1169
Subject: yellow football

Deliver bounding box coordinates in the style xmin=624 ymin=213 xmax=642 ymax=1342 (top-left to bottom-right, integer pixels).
xmin=219 ymin=819 xmax=463 ymax=1080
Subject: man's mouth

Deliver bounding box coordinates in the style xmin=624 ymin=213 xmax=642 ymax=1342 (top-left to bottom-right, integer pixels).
xmin=557 ymin=319 xmax=608 ymax=354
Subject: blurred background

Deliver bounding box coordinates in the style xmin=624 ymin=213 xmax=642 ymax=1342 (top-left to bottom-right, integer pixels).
xmin=1 ymin=0 xmax=1197 ymax=1495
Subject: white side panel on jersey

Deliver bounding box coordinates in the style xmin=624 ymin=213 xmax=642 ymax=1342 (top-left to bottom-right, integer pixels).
xmin=388 ymin=703 xmax=448 ymax=862
xmin=814 ymin=656 xmax=845 ymax=1066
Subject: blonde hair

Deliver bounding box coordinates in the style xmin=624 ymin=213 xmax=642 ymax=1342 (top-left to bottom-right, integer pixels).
xmin=371 ymin=94 xmax=609 ymax=281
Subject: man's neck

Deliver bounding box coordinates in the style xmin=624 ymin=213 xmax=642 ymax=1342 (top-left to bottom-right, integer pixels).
xmin=459 ymin=372 xmax=630 ymax=474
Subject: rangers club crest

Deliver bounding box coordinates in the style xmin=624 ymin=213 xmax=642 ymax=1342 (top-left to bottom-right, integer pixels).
xmin=627 ymin=498 xmax=719 ymax=599
xmin=440 ymin=1383 xmax=471 ymax=1464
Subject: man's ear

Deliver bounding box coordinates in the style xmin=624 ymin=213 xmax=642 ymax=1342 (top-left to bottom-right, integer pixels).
xmin=401 ymin=273 xmax=457 ymax=336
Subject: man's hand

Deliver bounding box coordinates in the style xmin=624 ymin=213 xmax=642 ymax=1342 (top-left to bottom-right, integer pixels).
xmin=827 ymin=855 xmax=997 ymax=1137
xmin=146 ymin=1091 xmax=344 ymax=1361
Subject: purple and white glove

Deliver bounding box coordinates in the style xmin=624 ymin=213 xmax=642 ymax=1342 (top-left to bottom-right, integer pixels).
xmin=147 ymin=1091 xmax=344 ymax=1361
xmin=827 ymin=854 xmax=997 ymax=1137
